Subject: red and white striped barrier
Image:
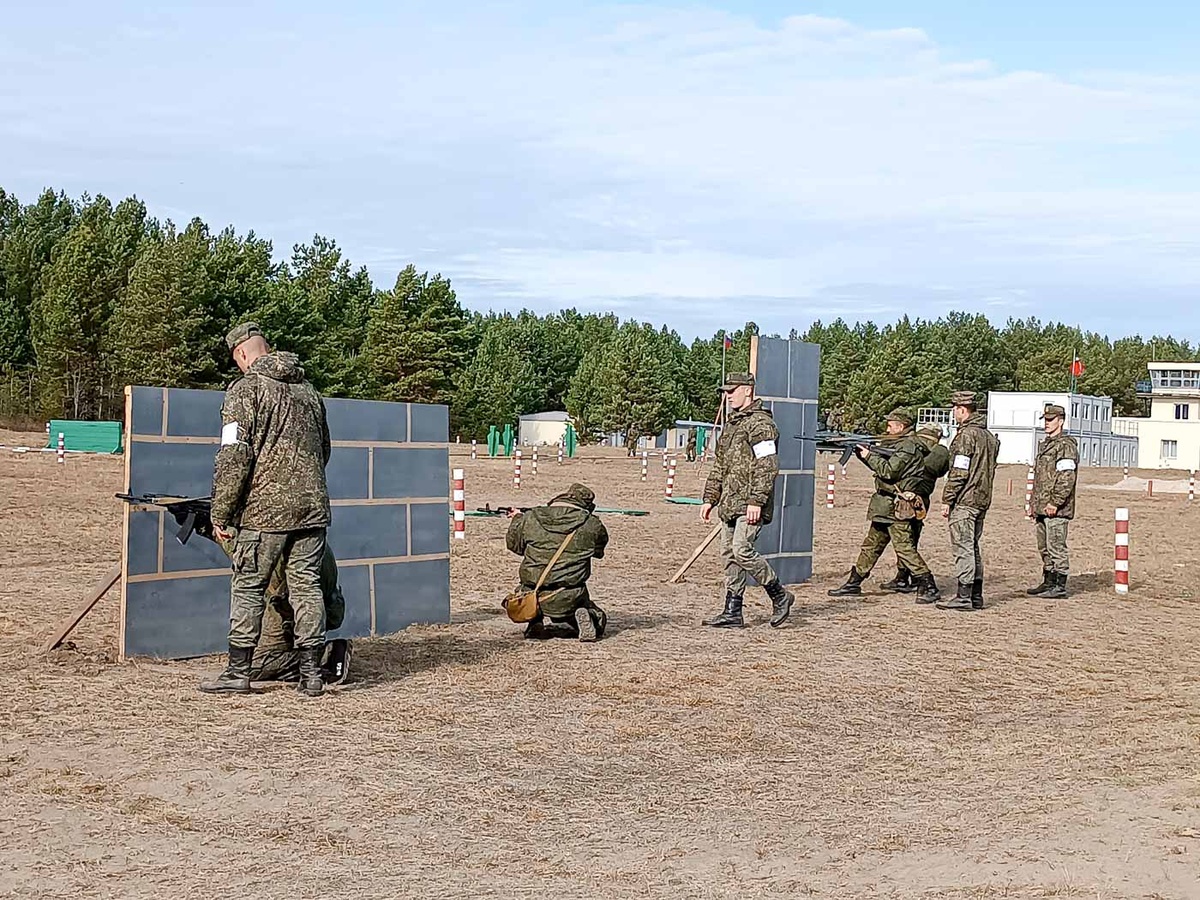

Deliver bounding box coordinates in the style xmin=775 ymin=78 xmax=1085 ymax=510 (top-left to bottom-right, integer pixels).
xmin=840 ymin=464 xmax=847 ymax=480
xmin=57 ymin=432 xmax=65 ymax=465
xmin=1024 ymin=467 xmax=1035 ymax=516
xmin=662 ymin=450 xmax=668 ymax=470
xmin=826 ymin=464 xmax=836 ymax=509
xmin=1123 ymin=465 xmax=1129 ymax=478
xmin=513 ymin=450 xmax=522 ymax=488
xmin=665 ymin=457 xmax=677 ymax=499
xmin=452 ymin=469 xmax=465 ymax=540
xmin=1114 ymin=508 xmax=1129 ymax=594
xmin=557 ymin=443 xmax=564 ymax=465
xmin=532 ymin=446 xmax=539 ymax=477
xmin=641 ymin=451 xmax=648 ymax=482
xmin=470 ymin=440 xmax=477 ymax=460
xmin=1190 ymin=471 xmax=1195 ymax=502
xmin=1148 ymin=480 xmax=1154 ymax=499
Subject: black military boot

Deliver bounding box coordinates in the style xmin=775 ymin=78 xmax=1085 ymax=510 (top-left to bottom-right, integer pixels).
xmin=880 ymin=568 xmax=913 ymax=593
xmin=914 ymin=573 xmax=941 ymax=605
xmin=321 ymin=639 xmax=352 ymax=685
xmin=1041 ymin=572 xmax=1068 ymax=600
xmin=1026 ymin=570 xmax=1054 ymax=596
xmin=297 ymin=647 xmax=324 ymax=697
xmin=702 ymin=593 xmax=745 ymax=628
xmin=828 ymin=568 xmax=865 ymax=597
xmin=765 ymin=581 xmax=796 ymax=627
xmin=971 ymin=579 xmax=984 ymax=610
xmin=199 ymin=646 xmax=254 ymax=694
xmin=936 ymin=583 xmax=975 ymax=611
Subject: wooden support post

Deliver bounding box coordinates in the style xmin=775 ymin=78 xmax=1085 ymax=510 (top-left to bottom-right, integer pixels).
xmin=668 ymin=525 xmax=722 ymax=584
xmin=41 ymin=566 xmax=122 ymax=653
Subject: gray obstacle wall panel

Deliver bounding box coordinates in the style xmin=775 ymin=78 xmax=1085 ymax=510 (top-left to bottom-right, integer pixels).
xmin=122 ymin=386 xmax=450 ymax=659
xmin=753 ymin=336 xmax=819 ymax=586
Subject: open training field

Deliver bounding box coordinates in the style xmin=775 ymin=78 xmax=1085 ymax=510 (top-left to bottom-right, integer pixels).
xmin=3 ymin=429 xmax=1200 ymax=900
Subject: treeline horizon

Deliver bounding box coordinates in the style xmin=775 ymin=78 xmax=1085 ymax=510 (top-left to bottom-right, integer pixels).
xmin=2 ymin=185 xmax=1195 ymax=439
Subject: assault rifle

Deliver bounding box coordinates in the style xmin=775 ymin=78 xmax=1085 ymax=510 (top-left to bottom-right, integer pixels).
xmin=116 ymin=493 xmax=215 ymax=545
xmin=804 ymin=430 xmax=901 ymax=468
xmin=474 ymin=504 xmax=532 ymax=517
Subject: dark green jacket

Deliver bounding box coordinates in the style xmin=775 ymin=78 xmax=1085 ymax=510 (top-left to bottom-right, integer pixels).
xmin=212 ymin=352 xmax=332 ymax=531
xmin=864 ymin=431 xmax=929 ymax=523
xmin=913 ymin=434 xmax=951 ymax=503
xmin=702 ymin=400 xmax=780 ymax=524
xmin=506 ymin=502 xmax=608 ymax=617
xmin=942 ymin=412 xmax=1000 ymax=511
xmin=1032 ymin=433 xmax=1079 ymax=519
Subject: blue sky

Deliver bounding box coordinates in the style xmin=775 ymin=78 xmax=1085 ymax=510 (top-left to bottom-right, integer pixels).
xmin=2 ymin=1 xmax=1198 ymax=340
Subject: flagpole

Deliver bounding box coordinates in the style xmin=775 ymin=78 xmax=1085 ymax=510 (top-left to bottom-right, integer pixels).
xmin=720 ymin=331 xmax=728 ymax=431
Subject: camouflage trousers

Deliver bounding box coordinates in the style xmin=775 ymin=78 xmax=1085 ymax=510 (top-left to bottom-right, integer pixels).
xmin=1035 ymin=516 xmax=1070 ymax=575
xmin=854 ymin=521 xmax=930 ymax=578
xmin=721 ymin=515 xmax=779 ymax=597
xmin=229 ymin=527 xmax=327 ymax=651
xmin=948 ymin=506 xmax=987 ymax=586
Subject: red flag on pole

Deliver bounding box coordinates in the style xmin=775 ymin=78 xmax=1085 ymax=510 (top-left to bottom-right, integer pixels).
xmin=724 ymin=335 xmax=733 ymax=350
xmin=1070 ymin=355 xmax=1085 ymax=377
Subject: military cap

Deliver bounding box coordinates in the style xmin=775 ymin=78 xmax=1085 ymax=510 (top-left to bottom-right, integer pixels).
xmin=917 ymin=425 xmax=944 ymax=439
xmin=550 ymin=483 xmax=596 ymax=512
xmin=1040 ymin=403 xmax=1066 ymax=420
xmin=886 ymin=408 xmax=914 ymax=427
xmin=226 ymin=322 xmax=264 ymax=351
xmin=720 ymin=372 xmax=755 ymax=392
xmin=950 ymin=390 xmax=978 ymax=408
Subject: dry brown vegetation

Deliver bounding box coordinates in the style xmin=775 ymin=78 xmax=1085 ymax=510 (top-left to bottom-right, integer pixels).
xmin=2 ymin=429 xmax=1199 ymax=899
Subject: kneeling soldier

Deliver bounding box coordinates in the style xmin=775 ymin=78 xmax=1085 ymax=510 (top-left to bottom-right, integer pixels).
xmin=828 ymin=409 xmax=941 ymax=603
xmin=506 ymin=483 xmax=609 ymax=640
xmin=1027 ymin=403 xmax=1078 ymax=599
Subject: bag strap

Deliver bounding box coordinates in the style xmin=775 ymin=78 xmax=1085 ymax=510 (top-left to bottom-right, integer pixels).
xmin=534 ymin=530 xmax=577 ymax=593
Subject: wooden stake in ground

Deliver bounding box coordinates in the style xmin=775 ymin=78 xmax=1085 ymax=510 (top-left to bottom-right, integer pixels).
xmin=668 ymin=525 xmax=721 ymax=583
xmin=41 ymin=566 xmax=121 ymax=653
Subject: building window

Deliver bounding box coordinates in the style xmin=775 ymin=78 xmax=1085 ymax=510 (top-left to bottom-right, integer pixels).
xmin=1081 ymin=443 xmax=1088 ymax=463
xmin=1102 ymin=445 xmax=1109 ymax=464
xmin=1162 ymin=440 xmax=1179 ymax=460
xmin=1071 ymin=402 xmax=1078 ymax=417
xmin=1176 ymin=404 xmax=1190 ymax=420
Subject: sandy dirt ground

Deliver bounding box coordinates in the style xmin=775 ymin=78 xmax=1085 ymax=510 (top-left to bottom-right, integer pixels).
xmin=2 ymin=429 xmax=1199 ymax=899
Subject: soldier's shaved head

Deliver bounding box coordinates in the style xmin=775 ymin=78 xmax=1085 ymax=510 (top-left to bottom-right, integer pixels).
xmin=233 ymin=334 xmax=271 ymax=374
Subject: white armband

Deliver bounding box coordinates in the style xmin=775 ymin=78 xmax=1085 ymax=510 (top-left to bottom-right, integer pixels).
xmin=1056 ymin=458 xmax=1077 ymax=472
xmin=221 ymin=422 xmax=241 ymax=445
xmin=752 ymin=440 xmax=777 ymax=459
xmin=952 ymin=454 xmax=971 ymax=470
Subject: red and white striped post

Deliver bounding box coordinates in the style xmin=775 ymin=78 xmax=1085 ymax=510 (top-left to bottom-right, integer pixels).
xmin=841 ymin=464 xmax=847 ymax=480
xmin=1123 ymin=464 xmax=1129 ymax=479
xmin=513 ymin=450 xmax=522 ymax=489
xmin=557 ymin=442 xmax=564 ymax=465
xmin=1148 ymin=480 xmax=1154 ymax=499
xmin=665 ymin=457 xmax=677 ymax=499
xmin=641 ymin=451 xmax=648 ymax=482
xmin=1114 ymin=508 xmax=1129 ymax=594
xmin=470 ymin=440 xmax=477 ymax=460
xmin=826 ymin=464 xmax=836 ymax=509
xmin=56 ymin=432 xmax=65 ymax=465
xmin=452 ymin=469 xmax=465 ymax=540
xmin=662 ymin=449 xmax=668 ymax=471
xmin=1024 ymin=467 xmax=1035 ymax=516
xmin=1190 ymin=471 xmax=1195 ymax=502
xmin=532 ymin=446 xmax=539 ymax=477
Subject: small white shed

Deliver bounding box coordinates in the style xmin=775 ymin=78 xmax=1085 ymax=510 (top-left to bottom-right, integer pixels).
xmin=519 ymin=411 xmax=572 ymax=446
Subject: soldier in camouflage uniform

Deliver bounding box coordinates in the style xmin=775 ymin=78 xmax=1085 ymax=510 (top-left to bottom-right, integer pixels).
xmin=506 ymin=483 xmax=609 ymax=641
xmin=936 ymin=391 xmax=1000 ymax=611
xmin=213 ymin=534 xmax=351 ymax=684
xmin=828 ymin=410 xmax=942 ymax=603
xmin=685 ymin=428 xmax=698 ymax=463
xmin=881 ymin=425 xmax=950 ymax=594
xmin=700 ymin=373 xmax=796 ymax=629
xmin=1026 ymin=404 xmax=1078 ymax=600
xmin=200 ymin=323 xmax=333 ymax=697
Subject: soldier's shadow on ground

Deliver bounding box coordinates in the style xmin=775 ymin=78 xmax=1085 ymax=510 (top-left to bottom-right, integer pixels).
xmin=344 ymin=632 xmax=516 ymax=687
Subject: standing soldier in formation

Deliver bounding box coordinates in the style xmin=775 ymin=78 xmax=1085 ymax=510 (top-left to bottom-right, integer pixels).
xmin=881 ymin=424 xmax=951 ymax=594
xmin=685 ymin=427 xmax=698 ymax=463
xmin=1026 ymin=404 xmax=1078 ymax=599
xmin=828 ymin=410 xmax=941 ymax=603
xmin=700 ymin=373 xmax=796 ymax=628
xmin=200 ymin=323 xmax=333 ymax=697
xmin=937 ymin=391 xmax=1000 ymax=611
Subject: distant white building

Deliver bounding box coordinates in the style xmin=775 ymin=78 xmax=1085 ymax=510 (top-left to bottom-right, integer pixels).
xmin=518 ymin=411 xmax=572 ymax=446
xmin=987 ymin=391 xmax=1138 ymax=468
xmin=1129 ymin=362 xmax=1200 ymax=470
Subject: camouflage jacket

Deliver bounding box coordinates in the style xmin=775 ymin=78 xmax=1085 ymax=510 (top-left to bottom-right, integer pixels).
xmin=702 ymin=400 xmax=780 ymax=524
xmin=864 ymin=431 xmax=930 ymax=523
xmin=942 ymin=412 xmax=1000 ymax=511
xmin=913 ymin=433 xmax=951 ymax=503
xmin=1032 ymin=433 xmax=1079 ymax=519
xmin=506 ymin=502 xmax=608 ymax=618
xmin=211 ymin=352 xmax=332 ymax=531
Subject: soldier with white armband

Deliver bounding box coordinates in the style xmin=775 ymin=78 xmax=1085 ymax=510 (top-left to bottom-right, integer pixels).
xmin=1026 ymin=404 xmax=1079 ymax=599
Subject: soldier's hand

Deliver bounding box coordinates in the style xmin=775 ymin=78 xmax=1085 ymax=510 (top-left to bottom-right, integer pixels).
xmin=856 ymin=444 xmax=870 ymax=459
xmin=1044 ymin=504 xmax=1057 ymax=517
xmin=941 ymin=506 xmax=950 ymax=520
xmin=700 ymin=503 xmax=713 ymax=523
xmin=213 ymin=523 xmax=235 ymax=542
xmin=746 ymin=504 xmax=762 ymax=525
xmin=505 ymin=508 xmax=521 ymax=520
